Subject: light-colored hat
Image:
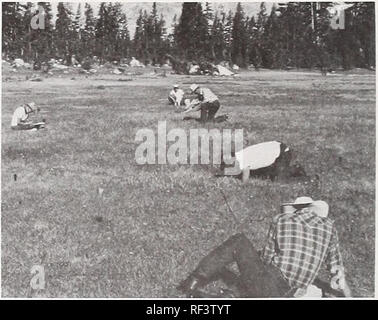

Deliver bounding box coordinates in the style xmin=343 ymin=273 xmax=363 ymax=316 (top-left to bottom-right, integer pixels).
xmin=173 ymin=84 xmax=179 ymax=88
xmin=25 ymin=102 xmax=39 ymax=112
xmin=310 ymin=200 xmax=329 ymax=218
xmin=282 ymin=196 xmax=314 ymax=207
xmin=190 ymin=84 xmax=199 ymax=92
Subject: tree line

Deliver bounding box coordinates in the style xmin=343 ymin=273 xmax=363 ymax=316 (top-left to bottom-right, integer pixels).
xmin=2 ymin=2 xmax=375 ymax=70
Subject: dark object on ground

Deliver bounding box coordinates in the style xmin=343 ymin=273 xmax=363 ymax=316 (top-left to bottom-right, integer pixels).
xmin=14 ymin=174 xmax=17 ymax=181
xmin=118 ymin=78 xmax=132 ymax=82
xmin=214 ymin=114 xmax=229 ymax=122
xmin=183 ymin=114 xmax=228 ymax=123
xmin=82 ymin=59 xmax=92 ymax=71
xmin=11 ymin=122 xmax=45 ymax=131
xmin=94 ymin=216 xmax=103 ymax=223
xmin=30 ymin=77 xmax=43 ymax=82
xmin=182 ymin=288 xmax=237 ymax=298
xmin=312 ymin=278 xmax=346 ymax=297
xmin=33 ymin=61 xmax=41 ymax=70
xmin=165 ymin=54 xmax=190 ymax=74
xmin=96 ymin=85 xmax=106 ymax=90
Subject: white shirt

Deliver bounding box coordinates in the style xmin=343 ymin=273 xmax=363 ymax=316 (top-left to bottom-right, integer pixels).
xmin=169 ymin=88 xmax=184 ymax=105
xmin=235 ymin=141 xmax=285 ymax=170
xmin=11 ymin=106 xmax=28 ymax=127
xmin=198 ymin=88 xmax=218 ymax=103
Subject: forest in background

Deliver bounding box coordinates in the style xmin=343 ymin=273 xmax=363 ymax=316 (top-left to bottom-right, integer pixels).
xmin=2 ymin=2 xmax=375 ymax=70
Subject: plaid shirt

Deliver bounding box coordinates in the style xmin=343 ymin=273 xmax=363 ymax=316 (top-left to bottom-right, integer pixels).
xmin=262 ymin=209 xmax=343 ymax=289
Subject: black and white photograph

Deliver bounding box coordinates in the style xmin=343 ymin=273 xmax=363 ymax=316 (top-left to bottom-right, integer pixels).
xmin=0 ymin=1 xmax=375 ymax=300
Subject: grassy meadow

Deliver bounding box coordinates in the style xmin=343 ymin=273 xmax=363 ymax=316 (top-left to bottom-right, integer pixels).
xmin=1 ymin=65 xmax=375 ymax=297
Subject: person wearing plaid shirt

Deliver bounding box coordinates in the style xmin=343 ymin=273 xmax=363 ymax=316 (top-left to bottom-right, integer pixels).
xmin=178 ymin=197 xmax=351 ymax=298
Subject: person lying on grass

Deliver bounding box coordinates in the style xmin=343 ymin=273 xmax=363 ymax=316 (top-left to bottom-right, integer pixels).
xmin=217 ymin=140 xmax=307 ymax=183
xmin=11 ymin=102 xmax=46 ymax=131
xmin=168 ymin=84 xmax=185 ymax=110
xmin=183 ymin=84 xmax=221 ymax=122
xmin=177 ymin=197 xmax=352 ymax=298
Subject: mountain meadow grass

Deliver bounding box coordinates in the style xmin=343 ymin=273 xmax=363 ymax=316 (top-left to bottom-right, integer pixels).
xmin=1 ymin=66 xmax=375 ymax=297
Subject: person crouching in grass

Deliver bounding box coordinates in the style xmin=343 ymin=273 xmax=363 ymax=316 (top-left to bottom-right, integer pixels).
xmin=217 ymin=140 xmax=307 ymax=183
xmin=168 ymin=84 xmax=185 ymax=111
xmin=11 ymin=102 xmax=45 ymax=131
xmin=183 ymin=84 xmax=220 ymax=122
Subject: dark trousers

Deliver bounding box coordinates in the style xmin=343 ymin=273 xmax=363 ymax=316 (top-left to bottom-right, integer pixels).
xmin=200 ymin=100 xmax=220 ymax=122
xmin=192 ymin=233 xmax=291 ymax=297
xmin=11 ymin=123 xmax=43 ymax=131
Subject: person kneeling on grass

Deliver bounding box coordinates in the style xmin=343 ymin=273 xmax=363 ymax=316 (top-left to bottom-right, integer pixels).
xmin=11 ymin=102 xmax=46 ymax=131
xmin=183 ymin=84 xmax=221 ymax=122
xmin=168 ymin=84 xmax=185 ymax=110
xmin=177 ymin=197 xmax=352 ymax=298
xmin=217 ymin=140 xmax=306 ymax=183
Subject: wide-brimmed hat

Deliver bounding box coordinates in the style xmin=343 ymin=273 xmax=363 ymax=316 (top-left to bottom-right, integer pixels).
xmin=282 ymin=196 xmax=314 ymax=207
xmin=173 ymin=84 xmax=179 ymax=88
xmin=190 ymin=84 xmax=199 ymax=92
xmin=25 ymin=102 xmax=39 ymax=113
xmin=310 ymin=200 xmax=329 ymax=218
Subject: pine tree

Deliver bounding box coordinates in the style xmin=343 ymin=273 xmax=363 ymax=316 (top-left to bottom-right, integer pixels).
xmin=20 ymin=2 xmax=36 ymax=61
xmin=95 ymin=2 xmax=109 ymax=61
xmin=223 ymin=10 xmax=233 ymax=63
xmin=211 ymin=12 xmax=226 ymax=62
xmin=55 ymin=2 xmax=74 ymax=63
xmin=193 ymin=2 xmax=210 ymax=61
xmin=231 ymin=3 xmax=247 ymax=67
xmin=261 ymin=4 xmax=282 ymax=68
xmin=175 ymin=2 xmax=198 ymax=60
xmin=133 ymin=10 xmax=145 ymax=60
xmin=73 ymin=3 xmax=83 ymax=38
xmin=83 ymin=2 xmax=96 ymax=59
xmin=117 ymin=11 xmax=130 ymax=60
xmin=350 ymin=2 xmax=375 ymax=68
xmin=2 ymin=2 xmax=25 ymax=59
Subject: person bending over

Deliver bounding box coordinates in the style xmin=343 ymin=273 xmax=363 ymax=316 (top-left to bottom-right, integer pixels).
xmin=183 ymin=84 xmax=220 ymax=122
xmin=218 ymin=140 xmax=306 ymax=183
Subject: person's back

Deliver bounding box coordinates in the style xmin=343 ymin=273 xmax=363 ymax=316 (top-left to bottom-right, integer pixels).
xmin=265 ymin=210 xmax=336 ymax=290
xmin=235 ymin=141 xmax=282 ymax=171
xmin=262 ymin=200 xmax=345 ymax=296
xmin=11 ymin=106 xmax=28 ymax=127
xmin=197 ymin=87 xmax=218 ymax=103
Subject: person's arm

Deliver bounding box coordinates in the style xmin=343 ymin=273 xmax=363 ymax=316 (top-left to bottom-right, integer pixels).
xmin=326 ymin=225 xmax=351 ymax=297
xmin=183 ymin=99 xmax=201 ymax=113
xmin=241 ymin=168 xmax=250 ymax=183
xmin=19 ymin=109 xmax=30 ymax=123
xmin=261 ymin=218 xmax=278 ymax=264
xmin=190 ymin=103 xmax=202 ymax=112
xmin=176 ymin=90 xmax=184 ymax=107
xmin=197 ymin=89 xmax=205 ymax=102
